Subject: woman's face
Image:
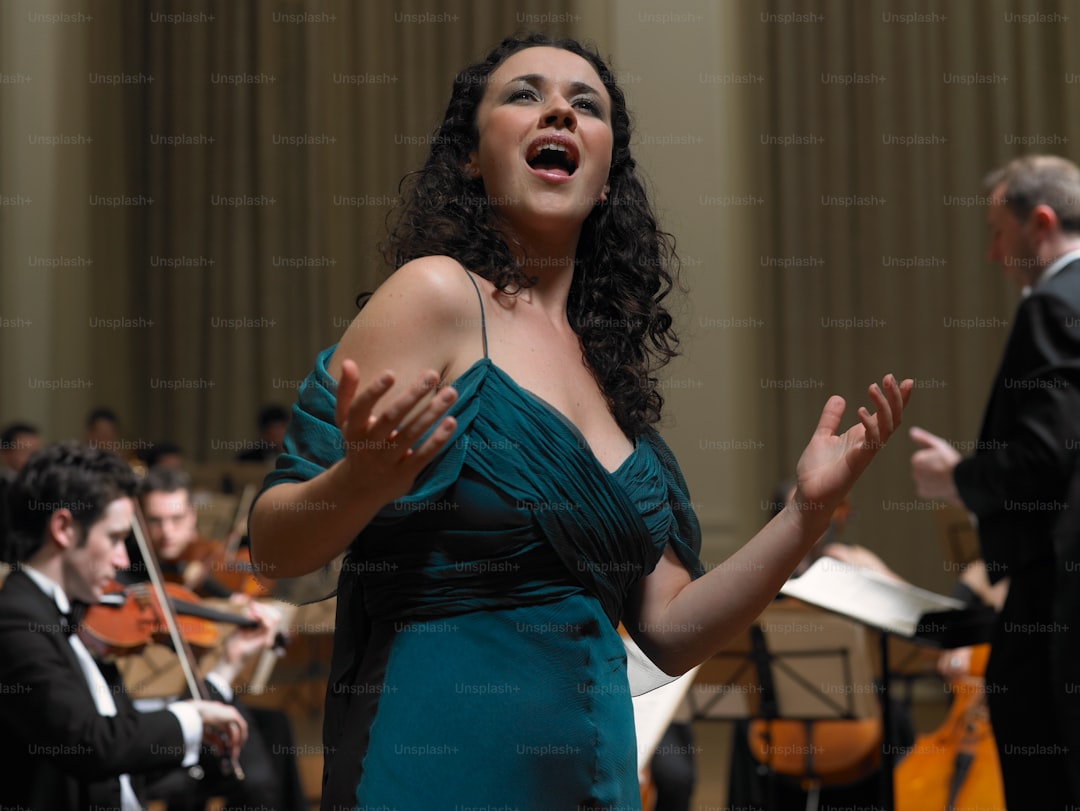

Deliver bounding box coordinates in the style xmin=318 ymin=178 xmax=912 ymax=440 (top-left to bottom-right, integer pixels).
xmin=468 ymin=46 xmax=614 ymax=243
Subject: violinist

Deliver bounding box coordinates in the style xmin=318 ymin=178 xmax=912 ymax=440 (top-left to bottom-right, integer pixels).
xmin=0 ymin=441 xmax=247 ymax=811
xmin=137 ymin=467 xmax=241 ymax=599
xmin=135 ymin=466 xmax=306 ymax=811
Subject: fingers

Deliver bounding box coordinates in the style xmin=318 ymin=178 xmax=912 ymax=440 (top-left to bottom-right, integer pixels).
xmin=908 ymin=425 xmax=944 ymax=449
xmin=192 ymin=701 xmax=248 ymax=747
xmin=337 ymin=364 xmax=394 ymax=433
xmin=361 ymin=370 xmax=440 ymax=439
xmin=245 ymin=600 xmax=280 ymax=627
xmin=386 ymin=382 xmax=459 ymax=452
xmin=333 ymin=359 xmax=363 ymax=429
xmin=343 ymin=369 xmax=453 ymax=448
xmin=226 ymin=717 xmax=247 ymax=751
xmin=403 ymin=412 xmax=458 ymax=470
xmin=859 ymin=380 xmax=889 ymax=446
xmin=858 ymin=374 xmax=912 ymax=449
xmin=882 ymin=374 xmax=908 ymax=426
xmin=813 ymin=395 xmax=848 ymax=439
xmin=334 ymin=364 xmax=460 ymax=473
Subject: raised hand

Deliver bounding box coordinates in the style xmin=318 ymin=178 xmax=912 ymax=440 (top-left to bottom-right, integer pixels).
xmin=909 ymin=425 xmax=963 ymax=505
xmin=792 ymin=374 xmax=913 ymax=528
xmin=334 ymin=360 xmax=459 ymax=506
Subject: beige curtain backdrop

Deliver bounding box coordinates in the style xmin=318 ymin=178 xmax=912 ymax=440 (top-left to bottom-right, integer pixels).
xmin=1 ymin=0 xmax=576 ymax=458
xmin=576 ymin=0 xmax=1080 ymax=588
xmin=3 ymin=0 xmax=1079 ymax=588
xmin=756 ymin=0 xmax=1078 ymax=589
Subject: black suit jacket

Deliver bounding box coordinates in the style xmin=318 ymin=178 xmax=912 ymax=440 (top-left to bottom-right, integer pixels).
xmin=953 ymin=257 xmax=1080 ymax=774
xmin=0 ymin=569 xmax=188 ymax=811
xmin=954 ymin=259 xmax=1080 ymax=579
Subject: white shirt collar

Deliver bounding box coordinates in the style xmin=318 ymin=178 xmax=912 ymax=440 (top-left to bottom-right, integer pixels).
xmin=1024 ymin=247 xmax=1080 ymax=296
xmin=20 ymin=563 xmax=72 ymax=614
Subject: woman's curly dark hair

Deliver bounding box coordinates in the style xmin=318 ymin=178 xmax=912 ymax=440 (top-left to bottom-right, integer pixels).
xmin=383 ymin=33 xmax=681 ymax=437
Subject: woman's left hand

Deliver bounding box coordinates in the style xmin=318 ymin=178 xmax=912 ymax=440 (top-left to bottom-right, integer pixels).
xmin=792 ymin=374 xmax=914 ymax=529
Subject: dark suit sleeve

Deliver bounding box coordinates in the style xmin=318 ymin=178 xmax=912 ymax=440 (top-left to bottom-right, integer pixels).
xmin=954 ymin=289 xmax=1080 ymax=515
xmin=0 ymin=603 xmax=189 ymax=781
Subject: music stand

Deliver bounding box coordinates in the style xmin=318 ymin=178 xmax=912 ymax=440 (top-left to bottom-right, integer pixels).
xmin=686 ymin=623 xmax=760 ymax=722
xmin=747 ymin=605 xmax=880 ymax=811
xmin=780 ymin=559 xmax=995 ymax=810
xmin=934 ymin=504 xmax=981 ymax=571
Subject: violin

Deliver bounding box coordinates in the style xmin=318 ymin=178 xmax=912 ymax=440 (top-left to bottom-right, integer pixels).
xmin=123 ymin=501 xmax=248 ymax=781
xmin=169 ymin=537 xmax=269 ymax=599
xmin=170 ymin=485 xmax=269 ymax=598
xmin=78 ymin=579 xmax=260 ymax=660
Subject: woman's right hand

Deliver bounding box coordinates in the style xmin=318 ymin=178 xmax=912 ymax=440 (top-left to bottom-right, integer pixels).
xmin=334 ymin=360 xmax=459 ymax=505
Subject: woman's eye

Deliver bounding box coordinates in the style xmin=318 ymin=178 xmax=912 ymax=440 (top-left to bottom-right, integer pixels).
xmin=508 ymin=88 xmax=538 ymax=102
xmin=573 ymin=98 xmax=601 ymax=114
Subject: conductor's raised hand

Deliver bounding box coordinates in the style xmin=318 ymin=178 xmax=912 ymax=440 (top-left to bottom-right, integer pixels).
xmin=334 ymin=359 xmax=459 ymax=505
xmin=908 ymin=425 xmax=963 ymax=506
xmin=792 ymin=374 xmax=914 ymax=528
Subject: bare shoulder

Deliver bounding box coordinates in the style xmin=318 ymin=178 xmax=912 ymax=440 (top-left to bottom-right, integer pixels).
xmin=328 ymin=256 xmax=485 ymax=382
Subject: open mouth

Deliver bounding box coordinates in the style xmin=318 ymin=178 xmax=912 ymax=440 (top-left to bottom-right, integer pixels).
xmin=525 ymin=137 xmax=579 ymax=177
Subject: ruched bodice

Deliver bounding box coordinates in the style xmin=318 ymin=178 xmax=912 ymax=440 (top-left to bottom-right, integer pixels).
xmin=261 ymin=344 xmax=702 ymax=811
xmin=355 ymin=357 xmax=686 ymax=628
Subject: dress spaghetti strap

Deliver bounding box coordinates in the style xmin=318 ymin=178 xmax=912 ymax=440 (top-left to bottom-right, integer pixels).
xmin=461 ymin=269 xmax=489 ymax=359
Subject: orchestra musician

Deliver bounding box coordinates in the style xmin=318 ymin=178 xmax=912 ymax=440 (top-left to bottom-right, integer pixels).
xmin=134 ymin=466 xmax=307 ymax=811
xmin=235 ymin=405 xmax=289 ymax=464
xmin=0 ymin=441 xmax=248 ymax=811
xmin=135 ymin=467 xmax=244 ymax=599
xmin=0 ymin=421 xmax=42 ymax=482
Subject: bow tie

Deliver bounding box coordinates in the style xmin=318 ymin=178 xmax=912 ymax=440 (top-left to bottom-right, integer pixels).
xmin=60 ymin=602 xmax=88 ymax=636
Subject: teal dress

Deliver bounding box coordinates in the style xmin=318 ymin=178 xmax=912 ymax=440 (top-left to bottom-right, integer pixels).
xmin=262 ymin=302 xmax=703 ymax=811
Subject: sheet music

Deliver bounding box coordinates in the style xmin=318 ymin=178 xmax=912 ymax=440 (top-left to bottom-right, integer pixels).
xmin=779 ymin=558 xmax=965 ymax=638
xmin=625 ymin=635 xmax=699 ymax=776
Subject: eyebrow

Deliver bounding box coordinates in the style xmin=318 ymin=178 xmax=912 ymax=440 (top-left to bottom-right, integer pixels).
xmin=506 ymin=73 xmax=605 ymax=101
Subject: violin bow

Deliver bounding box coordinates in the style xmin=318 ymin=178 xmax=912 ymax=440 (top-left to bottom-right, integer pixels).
xmin=128 ymin=500 xmax=245 ymax=780
xmin=223 ymin=483 xmax=257 ymax=561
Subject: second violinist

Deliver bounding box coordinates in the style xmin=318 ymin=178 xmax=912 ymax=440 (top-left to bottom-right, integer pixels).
xmin=137 ymin=468 xmax=263 ymax=599
xmin=131 ymin=467 xmax=306 ymax=811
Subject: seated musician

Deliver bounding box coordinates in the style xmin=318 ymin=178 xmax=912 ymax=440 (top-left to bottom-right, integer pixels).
xmin=136 ymin=467 xmax=247 ymax=599
xmin=0 ymin=421 xmax=42 ymax=482
xmin=136 ymin=466 xmax=306 ymax=811
xmin=936 ymin=558 xmax=1008 ymax=680
xmin=0 ymin=441 xmax=248 ymax=811
xmin=235 ymin=404 xmax=289 ymax=463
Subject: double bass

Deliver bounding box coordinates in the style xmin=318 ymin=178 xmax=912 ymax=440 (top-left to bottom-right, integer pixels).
xmin=895 ymin=644 xmax=1005 ymax=811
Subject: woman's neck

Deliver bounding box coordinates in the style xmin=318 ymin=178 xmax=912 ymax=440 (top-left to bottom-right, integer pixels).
xmin=502 ymin=227 xmax=580 ymax=321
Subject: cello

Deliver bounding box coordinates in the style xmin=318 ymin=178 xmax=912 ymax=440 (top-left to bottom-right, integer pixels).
xmin=894 ymin=644 xmax=1004 ymax=810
